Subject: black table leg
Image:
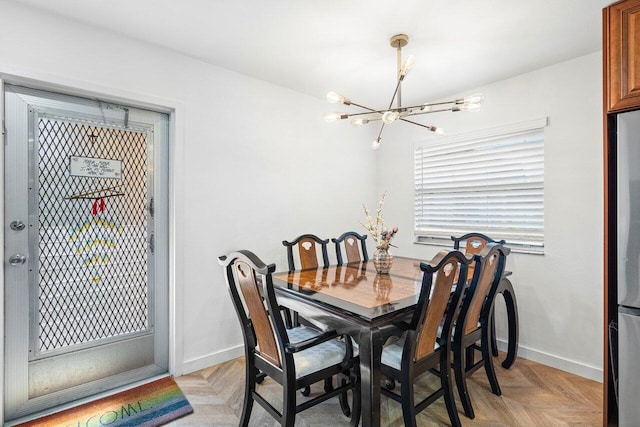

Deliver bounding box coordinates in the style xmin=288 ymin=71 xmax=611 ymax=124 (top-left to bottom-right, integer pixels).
xmin=358 ymin=327 xmax=386 ymax=427
xmin=499 ymin=277 xmax=519 ymax=368
xmin=486 ymin=276 xmax=519 ymax=366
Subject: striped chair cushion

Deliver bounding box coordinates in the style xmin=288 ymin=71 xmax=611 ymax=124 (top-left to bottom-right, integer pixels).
xmin=381 ymin=334 xmax=440 ymax=371
xmin=286 ymin=326 xmax=348 ymax=378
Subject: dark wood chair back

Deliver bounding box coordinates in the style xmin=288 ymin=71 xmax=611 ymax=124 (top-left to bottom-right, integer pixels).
xmin=460 ymin=243 xmax=510 ymax=335
xmin=414 ymin=250 xmax=469 ymax=360
xmin=283 ymin=234 xmax=330 ymax=271
xmin=220 ymin=251 xmax=284 ymax=367
xmin=451 ymin=232 xmax=506 ymax=255
xmin=332 ymin=231 xmax=368 ymax=265
xmin=451 ymin=232 xmax=506 ymax=279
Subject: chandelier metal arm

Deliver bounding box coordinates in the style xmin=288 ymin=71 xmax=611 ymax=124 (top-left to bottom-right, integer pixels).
xmin=349 ymin=101 xmax=378 ymax=112
xmin=387 ymin=76 xmax=404 ymax=110
xmin=399 ymin=117 xmax=438 ymax=131
xmin=356 ymin=115 xmax=441 ymax=130
xmin=349 ymin=99 xmax=441 ymax=132
xmin=342 ymin=99 xmax=462 ymax=118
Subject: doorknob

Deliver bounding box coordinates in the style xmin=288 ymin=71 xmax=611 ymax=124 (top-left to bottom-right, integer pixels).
xmin=10 ymin=221 xmax=26 ymax=231
xmin=9 ymin=254 xmax=26 ymax=266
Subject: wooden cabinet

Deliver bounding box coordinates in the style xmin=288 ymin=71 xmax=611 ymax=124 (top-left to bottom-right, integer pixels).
xmin=605 ymin=0 xmax=640 ymax=112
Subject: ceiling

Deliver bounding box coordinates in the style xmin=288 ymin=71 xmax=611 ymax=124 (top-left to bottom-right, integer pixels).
xmin=10 ymin=0 xmax=611 ymax=107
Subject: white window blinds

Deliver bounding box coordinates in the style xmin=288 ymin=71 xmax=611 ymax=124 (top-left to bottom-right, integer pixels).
xmin=414 ymin=118 xmax=546 ymax=252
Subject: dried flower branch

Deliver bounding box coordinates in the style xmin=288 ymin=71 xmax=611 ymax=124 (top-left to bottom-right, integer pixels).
xmin=361 ymin=191 xmax=398 ymax=249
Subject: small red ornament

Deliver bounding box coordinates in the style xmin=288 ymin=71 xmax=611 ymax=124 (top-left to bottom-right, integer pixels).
xmin=91 ymin=198 xmax=105 ymax=216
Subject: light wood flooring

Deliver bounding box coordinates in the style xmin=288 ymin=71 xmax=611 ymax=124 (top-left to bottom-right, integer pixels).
xmin=168 ymin=353 xmax=602 ymax=426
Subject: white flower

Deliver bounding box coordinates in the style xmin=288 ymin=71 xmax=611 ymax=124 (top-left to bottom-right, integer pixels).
xmin=361 ymin=191 xmax=398 ymax=249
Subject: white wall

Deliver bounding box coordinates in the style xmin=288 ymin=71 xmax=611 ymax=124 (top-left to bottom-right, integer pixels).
xmin=0 ymin=2 xmax=604 ymax=410
xmin=376 ymin=52 xmax=604 ymax=380
xmin=0 ymin=0 xmax=377 ymax=387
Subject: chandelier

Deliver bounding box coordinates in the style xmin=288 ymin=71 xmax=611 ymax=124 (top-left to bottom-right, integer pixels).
xmin=323 ymin=34 xmax=482 ymax=150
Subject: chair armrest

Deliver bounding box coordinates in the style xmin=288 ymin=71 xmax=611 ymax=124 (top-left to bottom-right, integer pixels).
xmin=285 ymin=330 xmax=340 ymax=353
xmin=278 ymin=306 xmax=293 ymax=329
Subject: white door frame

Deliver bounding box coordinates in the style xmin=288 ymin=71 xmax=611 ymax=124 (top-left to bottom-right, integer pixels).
xmin=1 ymin=76 xmax=7 ymax=426
xmin=0 ymin=73 xmax=185 ymax=423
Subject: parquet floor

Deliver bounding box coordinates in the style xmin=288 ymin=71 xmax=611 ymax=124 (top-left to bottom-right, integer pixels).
xmin=168 ymin=353 xmax=602 ymax=426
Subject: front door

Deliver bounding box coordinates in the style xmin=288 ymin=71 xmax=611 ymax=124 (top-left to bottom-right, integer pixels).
xmin=3 ymin=84 xmax=169 ymax=422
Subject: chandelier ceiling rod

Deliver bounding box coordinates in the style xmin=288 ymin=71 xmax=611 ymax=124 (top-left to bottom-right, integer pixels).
xmin=392 ymin=33 xmax=408 ymax=110
xmin=324 ymin=33 xmax=483 ymax=150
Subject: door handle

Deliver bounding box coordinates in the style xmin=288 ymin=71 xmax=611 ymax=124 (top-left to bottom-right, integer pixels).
xmin=10 ymin=221 xmax=26 ymax=231
xmin=9 ymin=254 xmax=26 ymax=266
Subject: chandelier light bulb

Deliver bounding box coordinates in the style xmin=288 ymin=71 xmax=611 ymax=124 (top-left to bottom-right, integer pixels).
xmin=351 ymin=118 xmax=370 ymax=126
xmin=433 ymin=127 xmax=445 ymax=135
xmin=459 ymin=103 xmax=482 ymax=111
xmin=463 ymin=93 xmax=483 ymax=105
xmin=323 ymin=112 xmax=347 ymax=122
xmin=381 ymin=111 xmax=400 ymax=124
xmin=421 ymin=104 xmax=433 ymax=112
xmin=326 ymin=91 xmax=350 ymax=105
xmin=372 ymin=138 xmax=382 ymax=150
xmin=400 ymin=55 xmax=415 ymax=76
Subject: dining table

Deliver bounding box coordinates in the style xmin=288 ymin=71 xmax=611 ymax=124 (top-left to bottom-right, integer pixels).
xmin=271 ymin=256 xmax=519 ymax=427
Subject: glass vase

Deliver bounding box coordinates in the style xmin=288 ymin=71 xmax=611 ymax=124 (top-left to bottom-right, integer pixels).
xmin=373 ymin=247 xmax=393 ymax=274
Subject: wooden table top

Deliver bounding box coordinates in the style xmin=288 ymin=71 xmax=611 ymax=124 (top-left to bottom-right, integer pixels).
xmin=272 ymin=257 xmax=426 ymax=321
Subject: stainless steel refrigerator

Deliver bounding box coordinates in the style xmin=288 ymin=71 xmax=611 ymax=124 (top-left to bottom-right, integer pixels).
xmin=617 ymin=109 xmax=640 ymax=426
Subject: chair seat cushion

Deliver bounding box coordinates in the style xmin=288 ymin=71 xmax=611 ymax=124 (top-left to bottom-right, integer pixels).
xmin=381 ymin=335 xmax=405 ymax=370
xmin=381 ymin=333 xmax=440 ymax=371
xmin=286 ymin=326 xmax=348 ymax=378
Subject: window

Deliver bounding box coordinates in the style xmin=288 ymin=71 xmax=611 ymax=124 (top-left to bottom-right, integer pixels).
xmin=414 ymin=118 xmax=546 ymax=253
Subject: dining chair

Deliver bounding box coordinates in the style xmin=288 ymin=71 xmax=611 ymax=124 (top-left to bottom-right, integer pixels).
xmin=332 ymin=231 xmax=369 ymax=265
xmin=451 ymin=232 xmax=508 ymax=358
xmin=380 ymin=249 xmax=470 ymax=427
xmin=219 ymin=250 xmax=360 ymax=427
xmin=452 ymin=242 xmax=510 ymax=419
xmin=451 ymin=232 xmax=505 ymax=276
xmin=282 ymin=233 xmax=337 ymax=397
xmin=282 ymin=234 xmax=330 ymax=271
xmin=282 ymin=233 xmax=330 ymax=326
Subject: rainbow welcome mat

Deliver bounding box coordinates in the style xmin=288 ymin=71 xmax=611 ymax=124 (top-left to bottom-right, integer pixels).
xmin=16 ymin=376 xmax=193 ymax=427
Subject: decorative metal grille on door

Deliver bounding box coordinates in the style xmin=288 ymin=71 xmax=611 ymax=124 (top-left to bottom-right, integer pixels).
xmin=34 ymin=117 xmax=151 ymax=356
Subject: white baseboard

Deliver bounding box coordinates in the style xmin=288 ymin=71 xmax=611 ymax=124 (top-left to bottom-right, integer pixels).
xmin=181 ymin=345 xmax=244 ymax=375
xmin=496 ymin=339 xmax=603 ymax=382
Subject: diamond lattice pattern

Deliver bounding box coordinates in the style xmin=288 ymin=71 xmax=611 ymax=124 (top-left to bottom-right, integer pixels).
xmin=36 ymin=118 xmax=150 ymax=353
